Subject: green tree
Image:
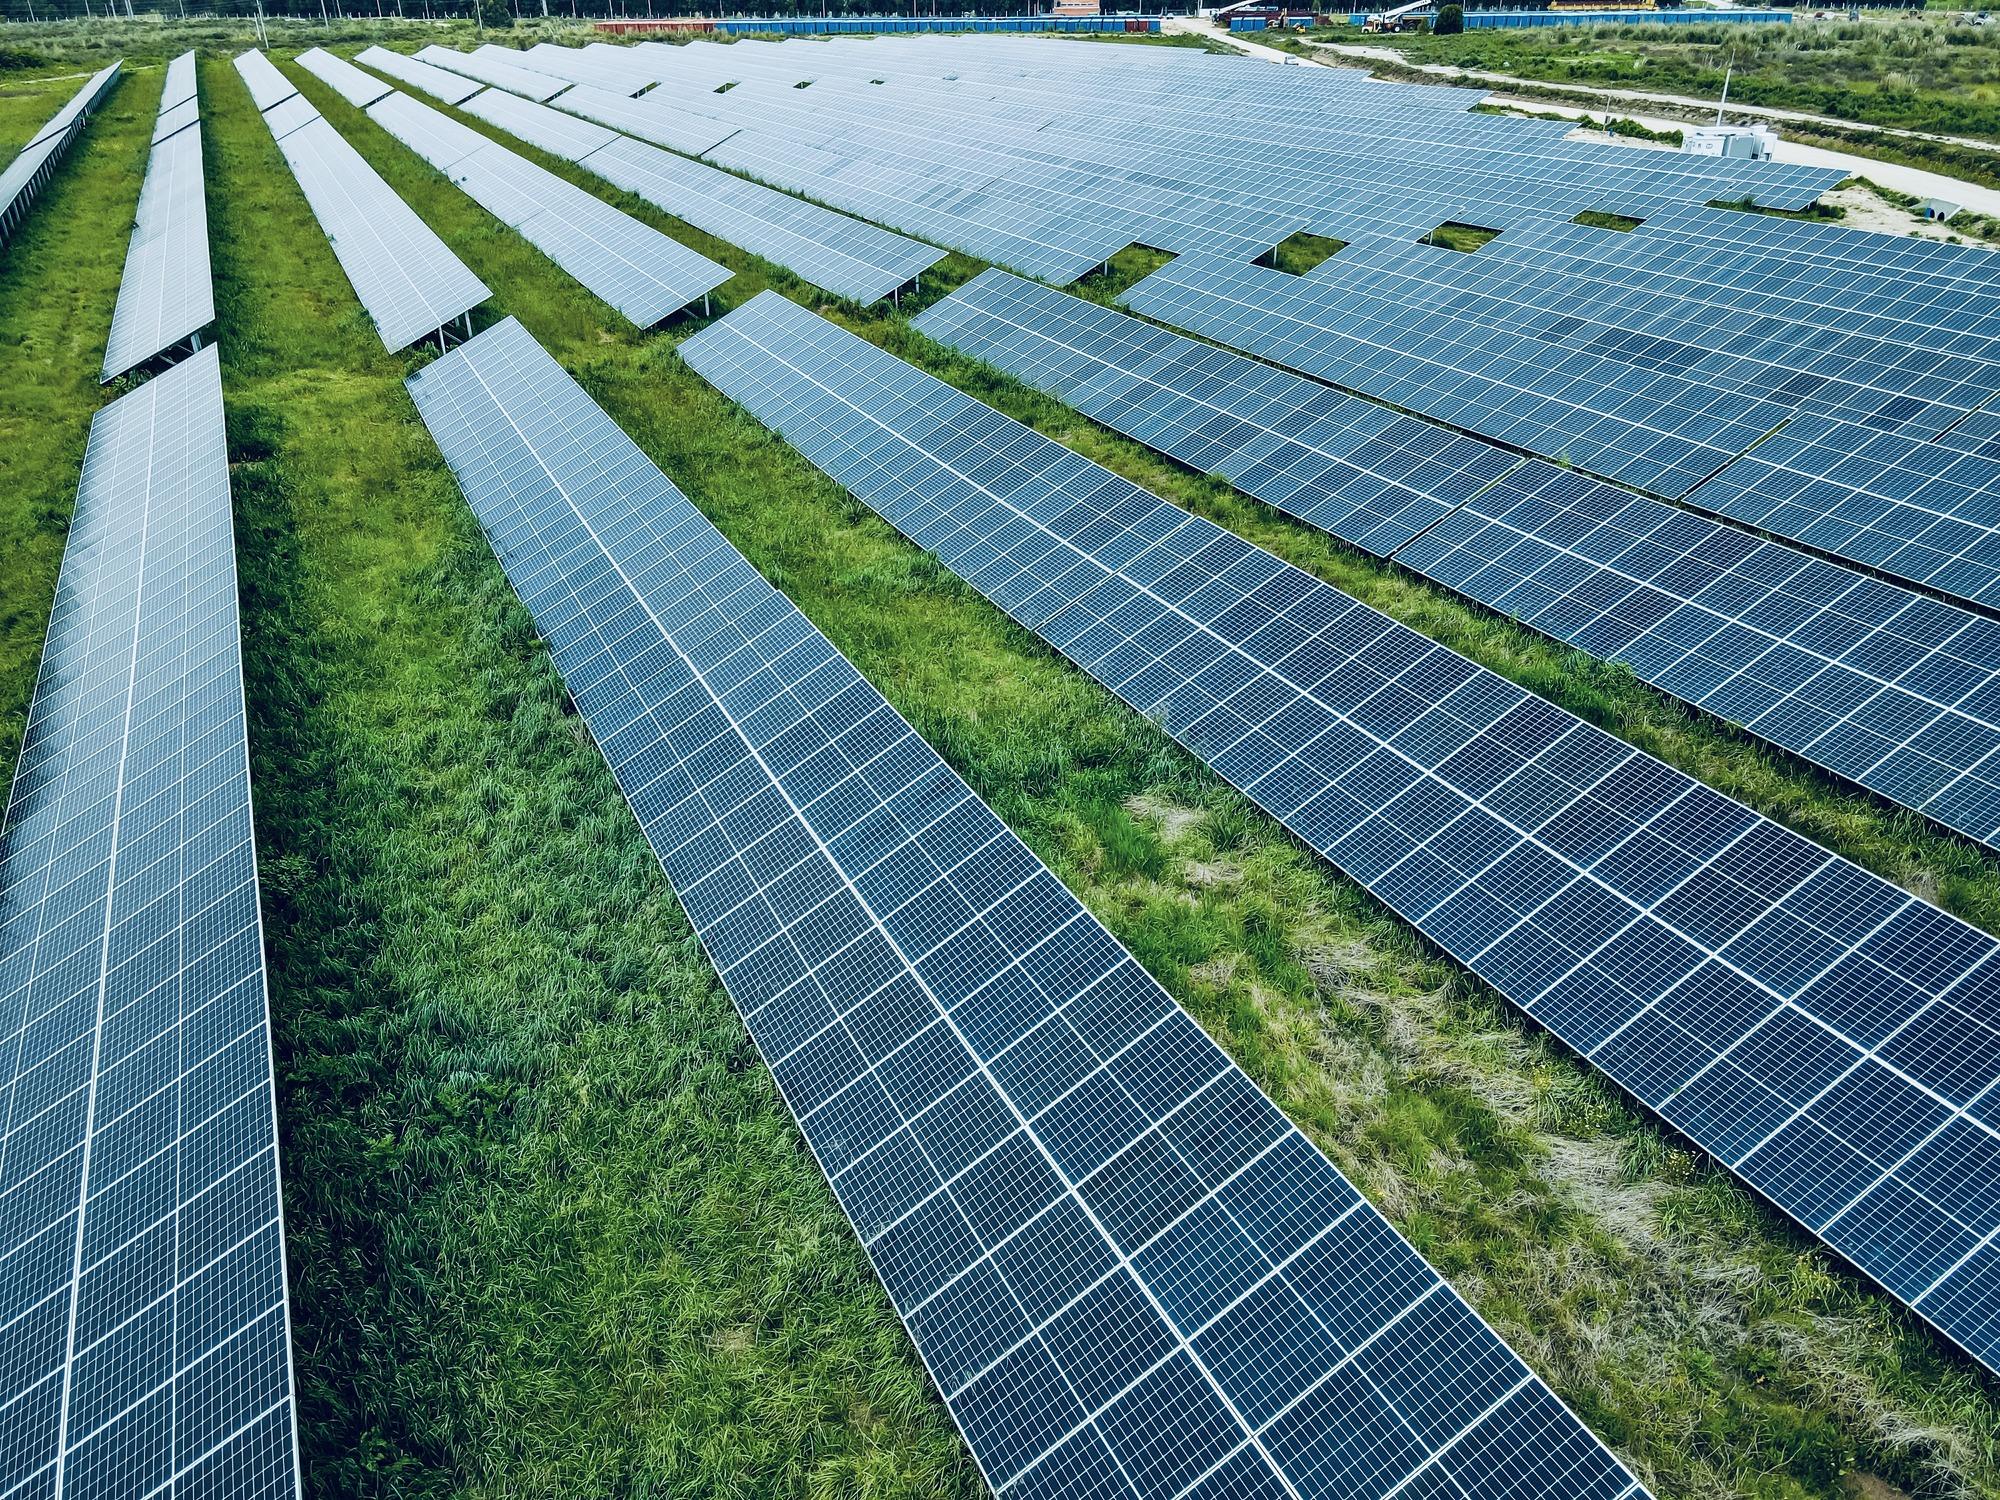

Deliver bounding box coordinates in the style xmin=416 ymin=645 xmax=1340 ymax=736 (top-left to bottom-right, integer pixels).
xmin=476 ymin=0 xmax=511 ymax=29
xmin=1434 ymin=3 xmax=1464 ymax=34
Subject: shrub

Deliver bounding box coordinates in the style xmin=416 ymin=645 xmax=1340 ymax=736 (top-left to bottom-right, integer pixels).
xmin=1434 ymin=4 xmax=1464 ymax=35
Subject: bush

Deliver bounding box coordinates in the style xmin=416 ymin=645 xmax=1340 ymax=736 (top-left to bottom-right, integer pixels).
xmin=476 ymin=0 xmax=511 ymax=29
xmin=1434 ymin=4 xmax=1463 ymax=34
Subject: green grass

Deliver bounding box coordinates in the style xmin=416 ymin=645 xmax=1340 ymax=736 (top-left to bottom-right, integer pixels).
xmin=1264 ymin=229 xmax=1349 ymax=274
xmin=0 ymin=61 xmax=152 ymax=789
xmin=3 ymin=26 xmax=2000 ymax=1500
xmin=1422 ymin=220 xmax=1503 ymax=251
xmin=1356 ymin=13 xmax=2000 ymax=143
xmin=1572 ymin=208 xmax=1645 ymax=231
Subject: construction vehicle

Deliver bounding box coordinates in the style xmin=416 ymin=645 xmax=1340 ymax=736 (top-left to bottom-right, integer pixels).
xmin=1362 ymin=0 xmax=1431 ymax=32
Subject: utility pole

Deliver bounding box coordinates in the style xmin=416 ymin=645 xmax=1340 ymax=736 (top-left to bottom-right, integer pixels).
xmin=254 ymin=0 xmax=268 ymax=46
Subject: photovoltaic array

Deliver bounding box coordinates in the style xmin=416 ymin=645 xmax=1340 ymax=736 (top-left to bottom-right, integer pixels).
xmin=294 ymin=46 xmax=392 ymax=110
xmin=1120 ymin=231 xmax=2000 ymax=618
xmin=450 ymin=84 xmax=941 ymax=304
xmin=683 ymin=292 xmax=2000 ymax=1377
xmin=0 ymin=347 xmax=299 ymax=1500
xmin=360 ymin=85 xmax=730 ymax=327
xmin=102 ymin=50 xmax=214 ymax=384
xmin=507 ymin=34 xmax=1838 ymax=287
xmin=354 ymin=44 xmax=482 ymax=105
xmin=232 ymin=48 xmax=297 ymax=114
xmin=0 ymin=63 xmax=119 ymax=247
xmin=241 ymin=52 xmax=490 ymax=351
xmin=1120 ymin=253 xmax=1786 ymax=502
xmin=408 ymin=315 xmax=1646 ymax=1500
xmin=414 ymin=42 xmax=570 ymax=102
xmin=913 ymin=271 xmax=2000 ymax=850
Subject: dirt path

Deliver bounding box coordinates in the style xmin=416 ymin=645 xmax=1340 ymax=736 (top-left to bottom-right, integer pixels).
xmin=1164 ymin=14 xmax=1331 ymax=65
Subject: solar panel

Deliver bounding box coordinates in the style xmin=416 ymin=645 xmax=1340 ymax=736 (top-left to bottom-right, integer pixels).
xmin=295 ymin=47 xmax=393 ymax=109
xmin=260 ymin=91 xmax=319 ymax=144
xmin=914 ymin=269 xmax=1515 ymax=555
xmin=159 ymin=50 xmax=197 ymax=113
xmin=458 ymin=84 xmax=617 ymax=161
xmin=1322 ymin=234 xmax=1998 ymax=440
xmin=452 ymin=85 xmax=941 ymax=304
xmin=1682 ymin=414 xmax=2000 ymax=614
xmin=1 ymin=63 xmax=120 ymax=248
xmin=251 ymin=83 xmax=490 ymax=351
xmin=362 ymin=87 xmax=729 ymax=327
xmin=0 ymin=346 xmax=300 ymax=1500
xmin=514 ymin=41 xmax=671 ymax=97
xmin=1119 ymin=254 xmax=1788 ymax=501
xmin=414 ymin=43 xmax=570 ymax=103
xmin=231 ymin=48 xmax=298 ymax=113
xmin=684 ymin=291 xmax=2000 ymax=1378
xmin=550 ymin=83 xmax=741 ymax=158
xmin=152 ymin=96 xmax=198 ymax=146
xmin=354 ymin=45 xmax=483 ymax=106
xmin=23 ymin=62 xmax=122 ymax=153
xmin=1938 ymin=406 xmax=2000 ymax=460
xmin=408 ymin=313 xmax=1646 ymax=1500
xmin=914 ymin=271 xmax=2000 ymax=851
xmin=102 ymin=77 xmax=214 ymax=383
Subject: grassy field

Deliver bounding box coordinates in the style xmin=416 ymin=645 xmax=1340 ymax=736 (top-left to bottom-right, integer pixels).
xmin=1350 ymin=12 xmax=2000 ymax=143
xmin=3 ymin=26 xmax=2000 ymax=1500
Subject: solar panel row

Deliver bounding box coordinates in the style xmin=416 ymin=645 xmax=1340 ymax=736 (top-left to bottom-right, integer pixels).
xmin=551 ymin=81 xmax=741 ymax=158
xmin=445 ymin=80 xmax=941 ymax=304
xmin=1119 ymin=253 xmax=1786 ymax=502
xmin=513 ymin=39 xmax=675 ymax=98
xmin=415 ymin=42 xmax=569 ymax=103
xmin=1682 ymin=415 xmax=2000 ymax=614
xmin=580 ymin=36 xmax=1842 ymax=288
xmin=1313 ymin=235 xmax=1994 ymax=441
xmin=232 ymin=48 xmax=297 ymax=114
xmin=0 ymin=346 xmax=300 ymax=1500
xmin=159 ymin=51 xmax=197 ymax=114
xmin=295 ymin=47 xmax=393 ymax=109
xmin=913 ymin=271 xmax=2000 ymax=851
xmin=354 ymin=45 xmax=481 ymax=105
xmin=361 ymin=85 xmax=730 ymax=328
xmin=682 ymin=291 xmax=2000 ymax=1380
xmin=0 ymin=63 xmax=119 ymax=248
xmin=407 ymin=314 xmax=1646 ymax=1500
xmin=243 ymin=55 xmax=490 ymax=352
xmin=103 ymin=52 xmax=214 ymax=384
xmin=1118 ymin=250 xmax=2000 ymax=619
